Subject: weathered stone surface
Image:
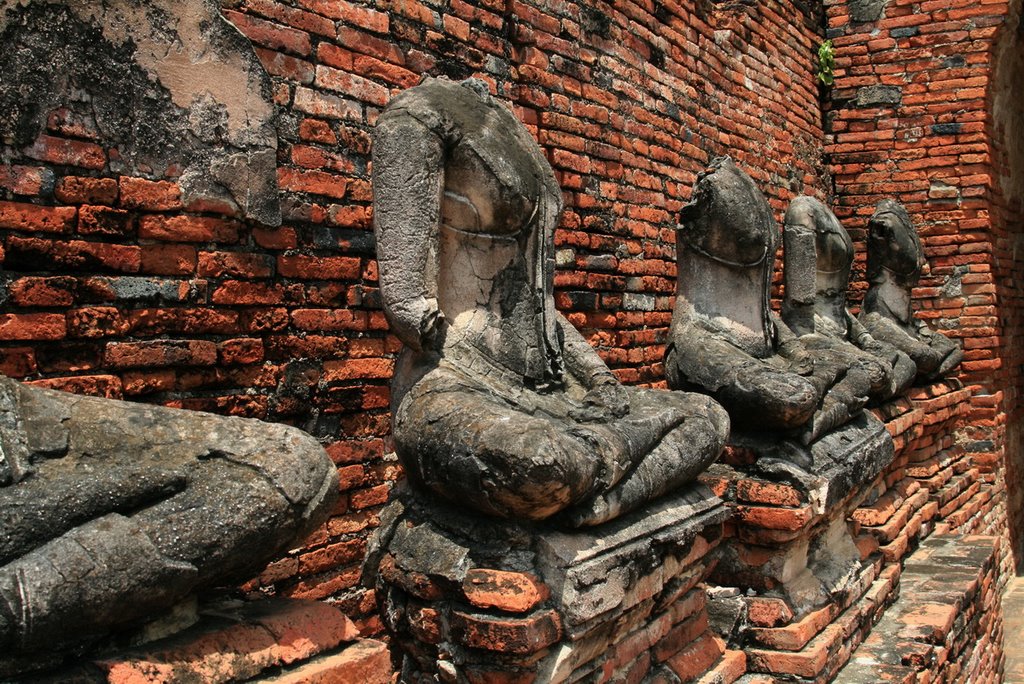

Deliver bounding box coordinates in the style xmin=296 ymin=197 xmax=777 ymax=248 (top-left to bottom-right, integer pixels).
xmin=848 ymin=0 xmax=888 ymax=22
xmin=666 ymin=157 xmax=888 ymax=449
xmin=0 ymin=377 xmax=337 ymax=672
xmin=365 ymin=483 xmax=729 ymax=683
xmin=0 ymin=0 xmax=280 ymax=223
xmin=373 ymin=77 xmax=727 ymax=526
xmin=855 ymin=85 xmax=902 ymax=107
xmin=859 ymin=200 xmax=963 ymax=380
xmin=782 ymin=196 xmax=916 ymax=400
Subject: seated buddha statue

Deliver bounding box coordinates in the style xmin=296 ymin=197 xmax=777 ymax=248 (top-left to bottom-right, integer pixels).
xmin=781 ymin=195 xmax=916 ymax=400
xmin=665 ymin=157 xmax=871 ymax=446
xmin=372 ymin=77 xmax=729 ymax=527
xmin=858 ymin=199 xmax=963 ymax=381
xmin=0 ymin=378 xmax=337 ymax=661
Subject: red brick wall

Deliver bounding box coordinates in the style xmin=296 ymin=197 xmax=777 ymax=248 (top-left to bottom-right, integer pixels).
xmin=0 ymin=0 xmax=830 ymax=632
xmin=824 ymin=0 xmax=1022 ymax=569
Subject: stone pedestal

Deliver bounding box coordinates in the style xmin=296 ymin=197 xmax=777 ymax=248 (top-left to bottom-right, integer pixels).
xmin=700 ymin=412 xmax=895 ymax=678
xmin=365 ymin=484 xmax=732 ymax=683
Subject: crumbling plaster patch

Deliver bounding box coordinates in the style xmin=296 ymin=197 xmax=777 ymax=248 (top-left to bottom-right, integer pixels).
xmin=0 ymin=0 xmax=281 ymax=224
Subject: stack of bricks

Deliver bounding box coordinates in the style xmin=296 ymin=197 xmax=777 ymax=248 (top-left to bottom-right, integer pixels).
xmin=369 ymin=487 xmax=740 ymax=683
xmin=700 ymin=446 xmax=898 ymax=680
xmin=857 ymin=380 xmax=973 ymax=565
xmin=835 ymin=534 xmax=1004 ymax=683
xmin=43 ymin=599 xmax=391 ymax=684
xmin=823 ymin=0 xmax=1021 ymax=573
xmin=697 ymin=377 xmax=991 ymax=680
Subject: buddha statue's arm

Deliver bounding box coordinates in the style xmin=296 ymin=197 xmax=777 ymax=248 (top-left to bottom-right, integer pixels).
xmin=557 ymin=313 xmax=630 ymax=421
xmin=372 ymin=112 xmax=445 ymax=352
xmin=558 ymin=312 xmax=618 ymax=388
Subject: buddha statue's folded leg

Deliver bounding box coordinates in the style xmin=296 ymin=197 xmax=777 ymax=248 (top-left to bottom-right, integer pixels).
xmin=667 ymin=327 xmax=820 ymax=432
xmin=0 ymin=382 xmax=336 ymax=652
xmin=796 ymin=335 xmax=893 ymax=398
xmin=798 ymin=359 xmax=872 ymax=445
xmin=917 ymin=325 xmax=964 ymax=378
xmin=861 ymin=313 xmax=946 ymax=376
xmin=560 ymin=390 xmax=729 ymax=527
xmin=393 ymin=369 xmax=698 ymax=521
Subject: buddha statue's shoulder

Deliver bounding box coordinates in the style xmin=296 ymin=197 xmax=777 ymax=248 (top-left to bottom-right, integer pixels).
xmin=379 ymin=77 xmax=490 ymax=139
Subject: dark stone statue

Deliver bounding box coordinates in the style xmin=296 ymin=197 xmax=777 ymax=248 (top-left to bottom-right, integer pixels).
xmin=859 ymin=199 xmax=963 ymax=380
xmin=372 ymin=77 xmax=728 ymax=527
xmin=665 ymin=158 xmax=871 ymax=446
xmin=0 ymin=377 xmax=337 ymax=664
xmin=782 ymin=195 xmax=916 ymax=399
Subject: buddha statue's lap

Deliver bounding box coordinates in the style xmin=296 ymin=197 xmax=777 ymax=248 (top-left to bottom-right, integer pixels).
xmin=666 ymin=157 xmax=875 ymax=448
xmin=0 ymin=376 xmax=337 ymax=656
xmin=373 ymin=78 xmax=727 ymax=526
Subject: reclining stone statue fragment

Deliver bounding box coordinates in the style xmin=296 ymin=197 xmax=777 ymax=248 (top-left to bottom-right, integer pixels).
xmin=859 ymin=199 xmax=963 ymax=380
xmin=782 ymin=196 xmax=917 ymax=399
xmin=0 ymin=377 xmax=337 ymax=666
xmin=665 ymin=157 xmax=872 ymax=446
xmin=372 ymin=77 xmax=729 ymax=527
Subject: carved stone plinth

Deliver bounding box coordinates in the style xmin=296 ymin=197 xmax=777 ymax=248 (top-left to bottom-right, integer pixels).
xmin=700 ymin=412 xmax=895 ymax=662
xmin=365 ymin=484 xmax=732 ymax=683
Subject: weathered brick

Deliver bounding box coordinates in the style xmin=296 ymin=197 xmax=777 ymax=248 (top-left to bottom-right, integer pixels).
xmin=119 ymin=178 xmax=182 ymax=210
xmin=0 ymin=201 xmax=76 ymax=233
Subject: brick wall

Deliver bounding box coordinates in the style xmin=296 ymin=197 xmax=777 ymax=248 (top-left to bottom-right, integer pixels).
xmin=0 ymin=0 xmax=831 ymax=633
xmin=824 ymin=0 xmax=1023 ymax=570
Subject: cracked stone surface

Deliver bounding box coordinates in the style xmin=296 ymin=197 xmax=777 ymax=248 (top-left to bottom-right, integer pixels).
xmin=373 ymin=77 xmax=728 ymax=526
xmin=0 ymin=0 xmax=280 ymax=223
xmin=859 ymin=199 xmax=963 ymax=380
xmin=0 ymin=377 xmax=337 ymax=670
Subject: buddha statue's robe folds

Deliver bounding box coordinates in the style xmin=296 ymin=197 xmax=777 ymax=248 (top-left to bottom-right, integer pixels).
xmin=372 ymin=78 xmax=729 ymax=526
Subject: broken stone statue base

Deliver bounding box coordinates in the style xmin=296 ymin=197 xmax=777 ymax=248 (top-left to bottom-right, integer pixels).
xmin=700 ymin=411 xmax=895 ymax=644
xmin=364 ymin=482 xmax=732 ymax=683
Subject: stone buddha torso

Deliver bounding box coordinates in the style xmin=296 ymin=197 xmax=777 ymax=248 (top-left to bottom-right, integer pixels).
xmin=378 ymin=79 xmax=565 ymax=398
xmin=372 ymin=78 xmax=728 ymax=524
xmin=859 ymin=199 xmax=963 ymax=380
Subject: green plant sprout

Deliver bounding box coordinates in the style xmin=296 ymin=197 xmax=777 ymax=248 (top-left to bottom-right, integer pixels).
xmin=817 ymin=39 xmax=836 ymax=86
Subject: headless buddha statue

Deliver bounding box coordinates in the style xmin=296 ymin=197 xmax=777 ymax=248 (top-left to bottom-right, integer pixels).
xmin=859 ymin=199 xmax=963 ymax=380
xmin=782 ymin=196 xmax=916 ymax=400
xmin=0 ymin=379 xmax=337 ymax=661
xmin=665 ymin=158 xmax=871 ymax=447
xmin=372 ymin=78 xmax=728 ymax=526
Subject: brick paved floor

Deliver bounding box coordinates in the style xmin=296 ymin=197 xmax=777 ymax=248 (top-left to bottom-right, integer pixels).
xmin=1006 ymin=577 xmax=1024 ymax=682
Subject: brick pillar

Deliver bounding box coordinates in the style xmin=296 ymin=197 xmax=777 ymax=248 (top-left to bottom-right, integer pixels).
xmin=824 ymin=0 xmax=1022 ymax=572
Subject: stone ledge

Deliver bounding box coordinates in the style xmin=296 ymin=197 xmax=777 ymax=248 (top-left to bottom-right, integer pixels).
xmin=834 ymin=533 xmax=1002 ymax=683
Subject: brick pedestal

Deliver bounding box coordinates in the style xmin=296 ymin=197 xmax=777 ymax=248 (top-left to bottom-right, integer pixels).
xmin=700 ymin=411 xmax=895 ymax=680
xmin=365 ymin=484 xmax=732 ymax=683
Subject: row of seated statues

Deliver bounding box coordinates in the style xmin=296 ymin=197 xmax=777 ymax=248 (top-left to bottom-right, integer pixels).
xmin=372 ymin=77 xmax=963 ymax=527
xmin=0 ymin=76 xmax=962 ymax=668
